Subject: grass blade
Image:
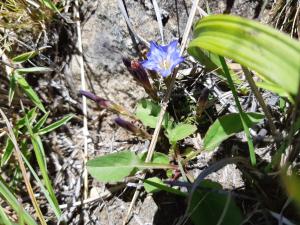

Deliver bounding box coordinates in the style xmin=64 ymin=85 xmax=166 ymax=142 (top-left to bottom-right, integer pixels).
xmin=219 ymin=56 xmax=256 ymax=165
xmin=0 ymin=109 xmax=46 ymax=225
xmin=0 ymin=178 xmax=37 ymax=225
xmin=38 ymin=114 xmax=74 ymax=135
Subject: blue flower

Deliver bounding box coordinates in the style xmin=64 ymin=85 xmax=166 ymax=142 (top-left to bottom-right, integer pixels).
xmin=141 ymin=40 xmax=184 ymax=77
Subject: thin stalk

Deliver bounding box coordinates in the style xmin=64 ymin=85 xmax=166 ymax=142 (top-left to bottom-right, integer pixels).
xmin=242 ymin=66 xmax=278 ymax=140
xmin=0 ymin=109 xmax=46 ymax=225
xmin=219 ymin=57 xmax=256 ymax=165
xmin=74 ymin=0 xmax=89 ymax=200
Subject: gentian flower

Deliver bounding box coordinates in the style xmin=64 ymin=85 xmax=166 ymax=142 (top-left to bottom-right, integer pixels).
xmin=141 ymin=40 xmax=184 ymax=77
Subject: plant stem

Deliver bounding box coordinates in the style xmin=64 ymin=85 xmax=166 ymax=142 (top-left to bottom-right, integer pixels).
xmin=74 ymin=0 xmax=89 ymax=201
xmin=242 ymin=66 xmax=278 ymax=140
xmin=219 ymin=56 xmax=256 ymax=165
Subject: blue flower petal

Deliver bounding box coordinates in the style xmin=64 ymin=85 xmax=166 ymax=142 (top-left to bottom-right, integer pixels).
xmin=142 ymin=40 xmax=184 ymax=77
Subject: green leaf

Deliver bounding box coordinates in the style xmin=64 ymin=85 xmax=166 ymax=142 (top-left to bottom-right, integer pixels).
xmin=0 ymin=205 xmax=15 ymax=225
xmin=144 ymin=177 xmax=187 ymax=196
xmin=166 ymin=123 xmax=197 ymax=143
xmin=188 ymin=15 xmax=300 ymax=96
xmin=87 ymin=151 xmax=174 ymax=182
xmin=16 ymin=67 xmax=53 ymax=74
xmin=20 ymin=150 xmax=61 ymax=218
xmin=8 ymin=73 xmax=16 ymax=106
xmin=15 ymin=73 xmax=45 ymax=112
xmin=16 ymin=108 xmax=37 ymax=127
xmin=12 ymin=51 xmax=38 ymax=64
xmin=0 ymin=178 xmax=38 ymax=225
xmin=39 ymin=0 xmax=59 ymax=12
xmin=87 ymin=151 xmax=141 ymax=182
xmin=24 ymin=112 xmax=61 ymax=215
xmin=1 ymin=136 xmax=15 ymax=166
xmin=256 ymin=82 xmax=293 ymax=103
xmin=204 ymin=113 xmax=264 ymax=151
xmin=135 ymin=99 xmax=172 ymax=129
xmin=189 ymin=180 xmax=243 ymax=225
xmin=139 ymin=152 xmax=169 ymax=164
xmin=38 ymin=114 xmax=73 ymax=135
xmin=33 ymin=112 xmax=49 ymax=133
xmin=188 ymin=48 xmax=241 ymax=84
xmin=1 ymin=108 xmax=37 ymax=166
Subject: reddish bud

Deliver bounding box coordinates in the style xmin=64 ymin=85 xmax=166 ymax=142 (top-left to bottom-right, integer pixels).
xmin=196 ymin=88 xmax=209 ymax=117
xmin=80 ymin=90 xmax=138 ymax=120
xmin=123 ymin=57 xmax=158 ymax=100
xmin=115 ymin=117 xmax=151 ymax=139
xmin=80 ymin=90 xmax=110 ymax=108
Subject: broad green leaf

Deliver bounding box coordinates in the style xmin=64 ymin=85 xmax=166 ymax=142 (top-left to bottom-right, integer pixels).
xmin=204 ymin=113 xmax=264 ymax=151
xmin=15 ymin=73 xmax=45 ymax=112
xmin=87 ymin=151 xmax=173 ymax=182
xmin=135 ymin=99 xmax=172 ymax=129
xmin=16 ymin=67 xmax=53 ymax=74
xmin=38 ymin=114 xmax=73 ymax=135
xmin=188 ymin=15 xmax=300 ymax=96
xmin=0 ymin=178 xmax=38 ymax=225
xmin=12 ymin=51 xmax=38 ymax=63
xmin=188 ymin=48 xmax=241 ymax=84
xmin=166 ymin=123 xmax=197 ymax=143
xmin=144 ymin=177 xmax=187 ymax=196
xmin=256 ymin=82 xmax=293 ymax=103
xmin=139 ymin=152 xmax=169 ymax=164
xmin=189 ymin=180 xmax=243 ymax=225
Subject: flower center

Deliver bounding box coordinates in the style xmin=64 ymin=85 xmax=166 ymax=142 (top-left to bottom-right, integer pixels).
xmin=160 ymin=59 xmax=170 ymax=70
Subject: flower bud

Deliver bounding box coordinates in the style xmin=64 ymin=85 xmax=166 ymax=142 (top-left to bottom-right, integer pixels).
xmin=80 ymin=90 xmax=110 ymax=108
xmin=80 ymin=90 xmax=137 ymax=120
xmin=114 ymin=117 xmax=151 ymax=139
xmin=196 ymin=88 xmax=209 ymax=117
xmin=123 ymin=57 xmax=158 ymax=100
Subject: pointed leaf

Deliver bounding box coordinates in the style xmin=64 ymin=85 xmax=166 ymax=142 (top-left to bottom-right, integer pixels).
xmin=167 ymin=123 xmax=197 ymax=143
xmin=87 ymin=151 xmax=142 ymax=182
xmin=0 ymin=178 xmax=38 ymax=225
xmin=144 ymin=177 xmax=187 ymax=196
xmin=38 ymin=114 xmax=73 ymax=135
xmin=33 ymin=112 xmax=49 ymax=133
xmin=15 ymin=73 xmax=45 ymax=112
xmin=87 ymin=151 xmax=173 ymax=182
xmin=12 ymin=51 xmax=38 ymax=64
xmin=204 ymin=113 xmax=264 ymax=151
